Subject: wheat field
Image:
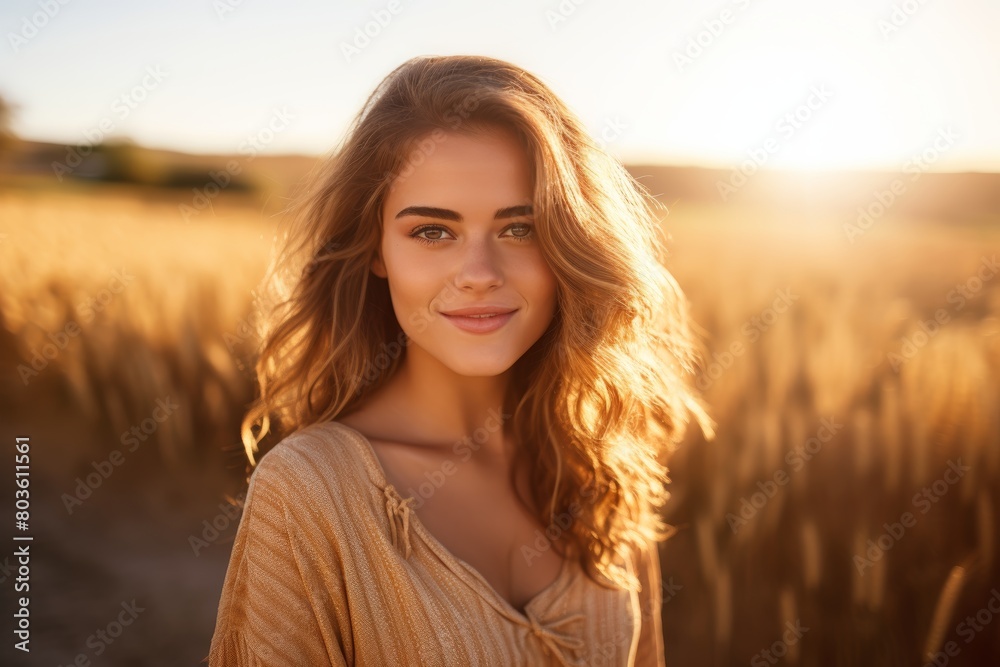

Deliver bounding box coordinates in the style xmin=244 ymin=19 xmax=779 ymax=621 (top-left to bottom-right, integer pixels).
xmin=0 ymin=180 xmax=997 ymax=665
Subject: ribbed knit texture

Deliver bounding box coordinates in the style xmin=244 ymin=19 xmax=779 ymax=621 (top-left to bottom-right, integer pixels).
xmin=207 ymin=421 xmax=666 ymax=666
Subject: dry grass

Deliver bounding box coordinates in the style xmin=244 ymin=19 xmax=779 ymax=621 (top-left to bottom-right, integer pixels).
xmin=0 ymin=185 xmax=274 ymax=473
xmin=1 ymin=183 xmax=997 ymax=665
xmin=662 ymin=202 xmax=1000 ymax=664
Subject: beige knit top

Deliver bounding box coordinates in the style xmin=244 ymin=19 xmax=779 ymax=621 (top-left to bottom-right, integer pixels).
xmin=207 ymin=420 xmax=666 ymax=666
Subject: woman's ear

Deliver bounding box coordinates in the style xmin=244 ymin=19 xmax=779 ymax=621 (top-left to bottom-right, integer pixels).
xmin=371 ymin=251 xmax=387 ymax=278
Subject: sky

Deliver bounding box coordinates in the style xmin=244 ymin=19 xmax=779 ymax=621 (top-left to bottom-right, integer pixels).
xmin=2 ymin=0 xmax=999 ymax=172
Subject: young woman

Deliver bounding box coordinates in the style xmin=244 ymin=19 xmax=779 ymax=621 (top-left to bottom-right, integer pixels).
xmin=208 ymin=54 xmax=713 ymax=666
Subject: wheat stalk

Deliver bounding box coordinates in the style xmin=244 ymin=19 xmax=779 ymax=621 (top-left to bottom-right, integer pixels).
xmin=922 ymin=562 xmax=970 ymax=663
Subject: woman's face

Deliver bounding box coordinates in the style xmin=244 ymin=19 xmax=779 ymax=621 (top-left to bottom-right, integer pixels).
xmin=373 ymin=126 xmax=558 ymax=377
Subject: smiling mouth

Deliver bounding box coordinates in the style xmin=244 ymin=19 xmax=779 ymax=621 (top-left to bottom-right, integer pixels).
xmin=440 ymin=309 xmax=518 ymax=333
xmin=440 ymin=306 xmax=518 ymax=317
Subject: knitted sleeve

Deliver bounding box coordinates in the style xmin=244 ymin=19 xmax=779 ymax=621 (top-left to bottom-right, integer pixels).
xmin=207 ymin=446 xmax=350 ymax=667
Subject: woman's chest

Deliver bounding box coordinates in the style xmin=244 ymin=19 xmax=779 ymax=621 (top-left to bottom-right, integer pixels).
xmin=369 ymin=437 xmax=569 ymax=614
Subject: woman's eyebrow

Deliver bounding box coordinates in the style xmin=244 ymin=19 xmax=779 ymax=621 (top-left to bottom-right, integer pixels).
xmin=394 ymin=205 xmax=533 ymax=221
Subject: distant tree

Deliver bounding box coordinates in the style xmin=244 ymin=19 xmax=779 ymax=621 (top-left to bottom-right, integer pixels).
xmin=90 ymin=138 xmax=142 ymax=182
xmin=0 ymin=94 xmax=16 ymax=152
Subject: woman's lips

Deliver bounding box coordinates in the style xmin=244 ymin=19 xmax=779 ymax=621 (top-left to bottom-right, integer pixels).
xmin=441 ymin=310 xmax=517 ymax=333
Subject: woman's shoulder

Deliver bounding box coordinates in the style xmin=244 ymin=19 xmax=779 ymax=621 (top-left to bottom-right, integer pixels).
xmin=231 ymin=421 xmax=393 ymax=567
xmin=249 ymin=420 xmax=376 ymax=497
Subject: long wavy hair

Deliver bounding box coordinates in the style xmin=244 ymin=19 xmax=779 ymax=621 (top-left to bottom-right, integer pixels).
xmin=239 ymin=54 xmax=715 ymax=592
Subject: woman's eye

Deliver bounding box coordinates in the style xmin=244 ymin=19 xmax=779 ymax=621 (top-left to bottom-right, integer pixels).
xmin=410 ymin=225 xmax=453 ymax=244
xmin=410 ymin=223 xmax=534 ymax=245
xmin=506 ymin=223 xmax=533 ymax=241
xmin=420 ymin=228 xmax=446 ymax=240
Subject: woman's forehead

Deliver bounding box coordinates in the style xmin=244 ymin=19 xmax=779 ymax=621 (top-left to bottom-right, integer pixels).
xmin=385 ymin=130 xmax=534 ymax=212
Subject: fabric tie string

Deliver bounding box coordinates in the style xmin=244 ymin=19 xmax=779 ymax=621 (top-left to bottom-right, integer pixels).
xmin=526 ymin=610 xmax=586 ymax=666
xmin=383 ymin=484 xmax=414 ymax=559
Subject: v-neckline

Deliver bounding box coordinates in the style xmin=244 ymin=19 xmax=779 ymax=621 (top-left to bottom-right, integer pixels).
xmin=324 ymin=420 xmax=572 ymax=621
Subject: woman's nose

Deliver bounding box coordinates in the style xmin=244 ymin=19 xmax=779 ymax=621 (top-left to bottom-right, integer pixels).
xmin=453 ymin=236 xmax=504 ymax=291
